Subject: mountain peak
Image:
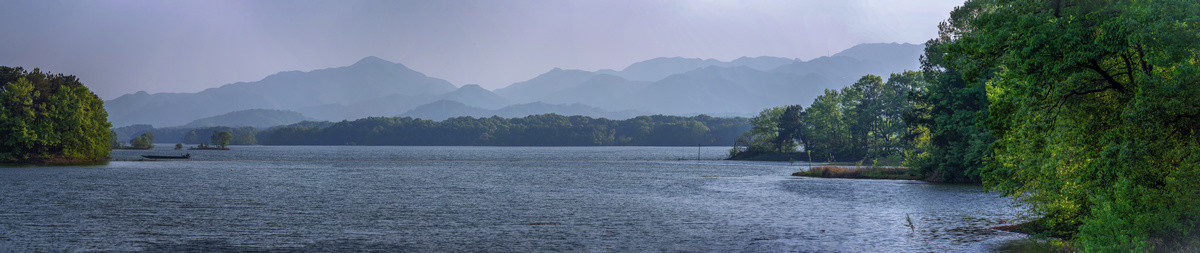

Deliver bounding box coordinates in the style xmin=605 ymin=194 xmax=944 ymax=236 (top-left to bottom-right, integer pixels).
xmin=353 ymin=56 xmax=394 ymax=66
xmin=459 ymin=84 xmax=486 ymax=90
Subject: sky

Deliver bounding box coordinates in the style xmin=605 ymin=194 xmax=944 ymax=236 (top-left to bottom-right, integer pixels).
xmin=0 ymin=0 xmax=963 ymax=99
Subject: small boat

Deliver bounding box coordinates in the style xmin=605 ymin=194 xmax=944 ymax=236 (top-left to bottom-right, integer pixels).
xmin=141 ymin=154 xmax=190 ymax=159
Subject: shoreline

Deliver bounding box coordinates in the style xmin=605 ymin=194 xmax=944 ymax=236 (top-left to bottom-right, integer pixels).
xmin=791 ymin=165 xmax=924 ymax=181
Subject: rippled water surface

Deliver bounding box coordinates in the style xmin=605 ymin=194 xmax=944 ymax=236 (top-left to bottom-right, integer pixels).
xmin=0 ymin=146 xmax=1027 ymax=252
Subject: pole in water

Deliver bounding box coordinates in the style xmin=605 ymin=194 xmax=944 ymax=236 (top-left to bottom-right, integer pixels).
xmin=697 ymin=144 xmax=701 ymax=161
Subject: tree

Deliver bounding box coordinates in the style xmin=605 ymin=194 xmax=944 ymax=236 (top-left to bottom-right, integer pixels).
xmin=211 ymin=131 xmax=233 ymax=148
xmin=774 ymin=105 xmax=805 ymax=153
xmin=803 ymin=89 xmax=850 ymax=162
xmin=904 ymin=39 xmax=994 ymax=183
xmin=1 ymin=67 xmax=113 ymax=164
xmin=940 ymin=0 xmax=1200 ymax=250
xmin=130 ymin=132 xmax=154 ymax=149
xmin=734 ymin=107 xmax=787 ymax=153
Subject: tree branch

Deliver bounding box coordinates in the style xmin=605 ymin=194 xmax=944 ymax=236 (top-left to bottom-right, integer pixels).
xmin=1122 ymin=52 xmax=1137 ymax=87
xmin=1135 ymin=44 xmax=1153 ymax=75
xmin=1086 ymin=59 xmax=1127 ymax=93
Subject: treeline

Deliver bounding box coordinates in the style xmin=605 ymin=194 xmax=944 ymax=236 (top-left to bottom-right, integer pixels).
xmin=729 ymin=72 xmax=920 ymax=166
xmin=0 ymin=67 xmax=111 ymax=163
xmin=737 ymin=0 xmax=1200 ymax=250
xmin=256 ymin=114 xmax=749 ymax=146
xmin=112 ymin=125 xmax=258 ymax=145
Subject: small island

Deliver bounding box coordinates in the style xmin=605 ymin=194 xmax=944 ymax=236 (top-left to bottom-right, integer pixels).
xmin=0 ymin=67 xmax=112 ymax=165
xmin=188 ymin=131 xmax=233 ymax=150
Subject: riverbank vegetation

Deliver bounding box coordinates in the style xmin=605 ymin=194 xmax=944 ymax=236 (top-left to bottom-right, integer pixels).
xmin=735 ymin=0 xmax=1200 ymax=251
xmin=0 ymin=67 xmax=112 ymax=164
xmin=256 ymin=114 xmax=748 ymax=146
xmin=791 ymin=166 xmax=919 ymax=180
xmin=728 ymin=71 xmax=921 ymax=167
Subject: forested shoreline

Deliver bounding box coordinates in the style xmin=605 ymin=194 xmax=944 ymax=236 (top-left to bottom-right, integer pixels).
xmin=254 ymin=114 xmax=749 ymax=146
xmin=0 ymin=67 xmax=112 ymax=164
xmin=731 ymin=0 xmax=1200 ymax=251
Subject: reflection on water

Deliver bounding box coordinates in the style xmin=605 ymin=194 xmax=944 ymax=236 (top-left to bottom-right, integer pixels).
xmin=0 ymin=146 xmax=1027 ymax=252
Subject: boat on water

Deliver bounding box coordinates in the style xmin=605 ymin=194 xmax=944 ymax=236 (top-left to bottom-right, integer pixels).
xmin=141 ymin=154 xmax=190 ymax=159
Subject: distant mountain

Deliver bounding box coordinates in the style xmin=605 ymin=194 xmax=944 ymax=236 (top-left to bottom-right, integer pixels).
xmin=488 ymin=42 xmax=923 ymax=116
xmin=438 ymin=84 xmax=511 ymax=109
xmin=181 ymin=109 xmax=312 ymax=129
xmin=400 ymin=100 xmax=494 ymax=120
xmin=632 ymin=66 xmax=829 ymax=115
xmin=595 ymin=56 xmax=797 ymax=82
xmin=106 ymin=42 xmax=924 ymax=127
xmin=106 ymin=56 xmax=456 ymax=127
xmin=295 ymin=83 xmax=511 ymax=121
xmin=831 ymin=42 xmax=925 ymax=70
xmin=400 ymin=100 xmax=644 ymax=121
xmin=494 ymin=68 xmax=597 ymax=103
xmin=538 ymin=74 xmax=648 ymax=110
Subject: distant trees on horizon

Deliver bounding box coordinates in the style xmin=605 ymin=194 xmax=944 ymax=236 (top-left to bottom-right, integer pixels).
xmin=255 ymin=114 xmax=750 ymax=146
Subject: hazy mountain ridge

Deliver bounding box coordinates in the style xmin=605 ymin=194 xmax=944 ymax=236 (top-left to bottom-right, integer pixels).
xmin=400 ymin=100 xmax=645 ymax=121
xmin=105 ymin=42 xmax=923 ymax=128
xmin=182 ymin=109 xmax=312 ymax=129
xmin=105 ymin=56 xmax=456 ymax=127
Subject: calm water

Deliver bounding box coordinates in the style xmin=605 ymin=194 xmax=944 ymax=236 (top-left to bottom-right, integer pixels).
xmin=0 ymin=146 xmax=1027 ymax=252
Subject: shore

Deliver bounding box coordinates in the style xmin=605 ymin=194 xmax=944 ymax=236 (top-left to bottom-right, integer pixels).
xmin=791 ymin=165 xmax=923 ymax=180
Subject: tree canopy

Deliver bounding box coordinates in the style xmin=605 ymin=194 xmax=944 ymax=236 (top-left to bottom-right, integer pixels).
xmin=731 ymin=72 xmax=922 ymax=164
xmin=256 ymin=114 xmax=749 ymax=146
xmin=0 ymin=67 xmax=111 ymax=164
xmin=934 ymin=0 xmax=1200 ymax=250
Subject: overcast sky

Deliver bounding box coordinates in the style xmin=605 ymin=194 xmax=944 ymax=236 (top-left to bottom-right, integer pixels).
xmin=0 ymin=0 xmax=963 ymax=99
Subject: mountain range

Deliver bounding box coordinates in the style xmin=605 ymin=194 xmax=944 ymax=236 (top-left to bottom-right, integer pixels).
xmin=105 ymin=42 xmax=924 ymax=129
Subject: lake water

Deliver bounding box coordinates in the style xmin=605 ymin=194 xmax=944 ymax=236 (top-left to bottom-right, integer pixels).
xmin=0 ymin=146 xmax=1028 ymax=252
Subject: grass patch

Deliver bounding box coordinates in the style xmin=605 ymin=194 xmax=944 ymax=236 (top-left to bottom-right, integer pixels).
xmin=791 ymin=165 xmax=921 ymax=180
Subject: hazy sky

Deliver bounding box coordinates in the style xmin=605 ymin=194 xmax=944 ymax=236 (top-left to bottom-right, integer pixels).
xmin=0 ymin=0 xmax=963 ymax=99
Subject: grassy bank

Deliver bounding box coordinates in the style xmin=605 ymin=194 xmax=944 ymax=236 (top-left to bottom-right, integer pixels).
xmin=791 ymin=165 xmax=922 ymax=180
xmin=727 ymin=151 xmax=811 ymax=162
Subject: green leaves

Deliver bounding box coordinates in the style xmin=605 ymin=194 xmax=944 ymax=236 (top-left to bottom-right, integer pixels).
xmin=0 ymin=67 xmax=111 ymax=164
xmin=937 ymin=0 xmax=1200 ymax=250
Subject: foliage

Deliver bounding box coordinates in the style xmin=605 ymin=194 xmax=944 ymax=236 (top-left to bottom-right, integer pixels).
xmin=210 ymin=131 xmax=233 ymax=148
xmin=733 ymin=107 xmax=787 ymax=154
xmin=903 ymin=35 xmax=996 ymax=183
xmin=256 ymin=114 xmax=749 ymax=146
xmin=130 ymin=132 xmax=154 ymax=149
xmin=732 ymin=72 xmax=921 ymax=164
xmin=938 ymin=0 xmax=1200 ymax=250
xmin=0 ymin=67 xmax=112 ymax=163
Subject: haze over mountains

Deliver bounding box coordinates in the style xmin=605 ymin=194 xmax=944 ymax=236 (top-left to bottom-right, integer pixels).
xmin=105 ymin=43 xmax=924 ymax=128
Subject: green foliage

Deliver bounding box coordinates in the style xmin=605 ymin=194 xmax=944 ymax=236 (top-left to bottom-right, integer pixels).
xmin=937 ymin=0 xmax=1200 ymax=250
xmin=211 ymin=131 xmax=233 ymax=148
xmin=180 ymin=127 xmax=256 ymax=145
xmin=0 ymin=67 xmax=112 ymax=163
xmin=734 ymin=107 xmax=787 ymax=154
xmin=734 ymin=72 xmax=920 ymax=164
xmin=903 ymin=37 xmax=995 ymax=183
xmin=130 ymin=132 xmax=154 ymax=149
xmin=256 ymin=114 xmax=749 ymax=146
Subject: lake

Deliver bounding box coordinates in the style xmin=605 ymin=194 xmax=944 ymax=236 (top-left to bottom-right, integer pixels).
xmin=0 ymin=146 xmax=1028 ymax=252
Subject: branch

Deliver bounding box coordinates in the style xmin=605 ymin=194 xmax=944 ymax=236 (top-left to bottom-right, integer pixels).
xmin=1086 ymin=59 xmax=1127 ymax=93
xmin=1136 ymin=44 xmax=1153 ymax=75
xmin=1122 ymin=52 xmax=1137 ymax=87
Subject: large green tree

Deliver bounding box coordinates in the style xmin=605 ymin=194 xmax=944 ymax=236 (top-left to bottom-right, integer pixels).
xmin=0 ymin=67 xmax=111 ymax=163
xmin=211 ymin=131 xmax=233 ymax=148
xmin=904 ymin=39 xmax=995 ymax=183
xmin=940 ymin=0 xmax=1200 ymax=250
